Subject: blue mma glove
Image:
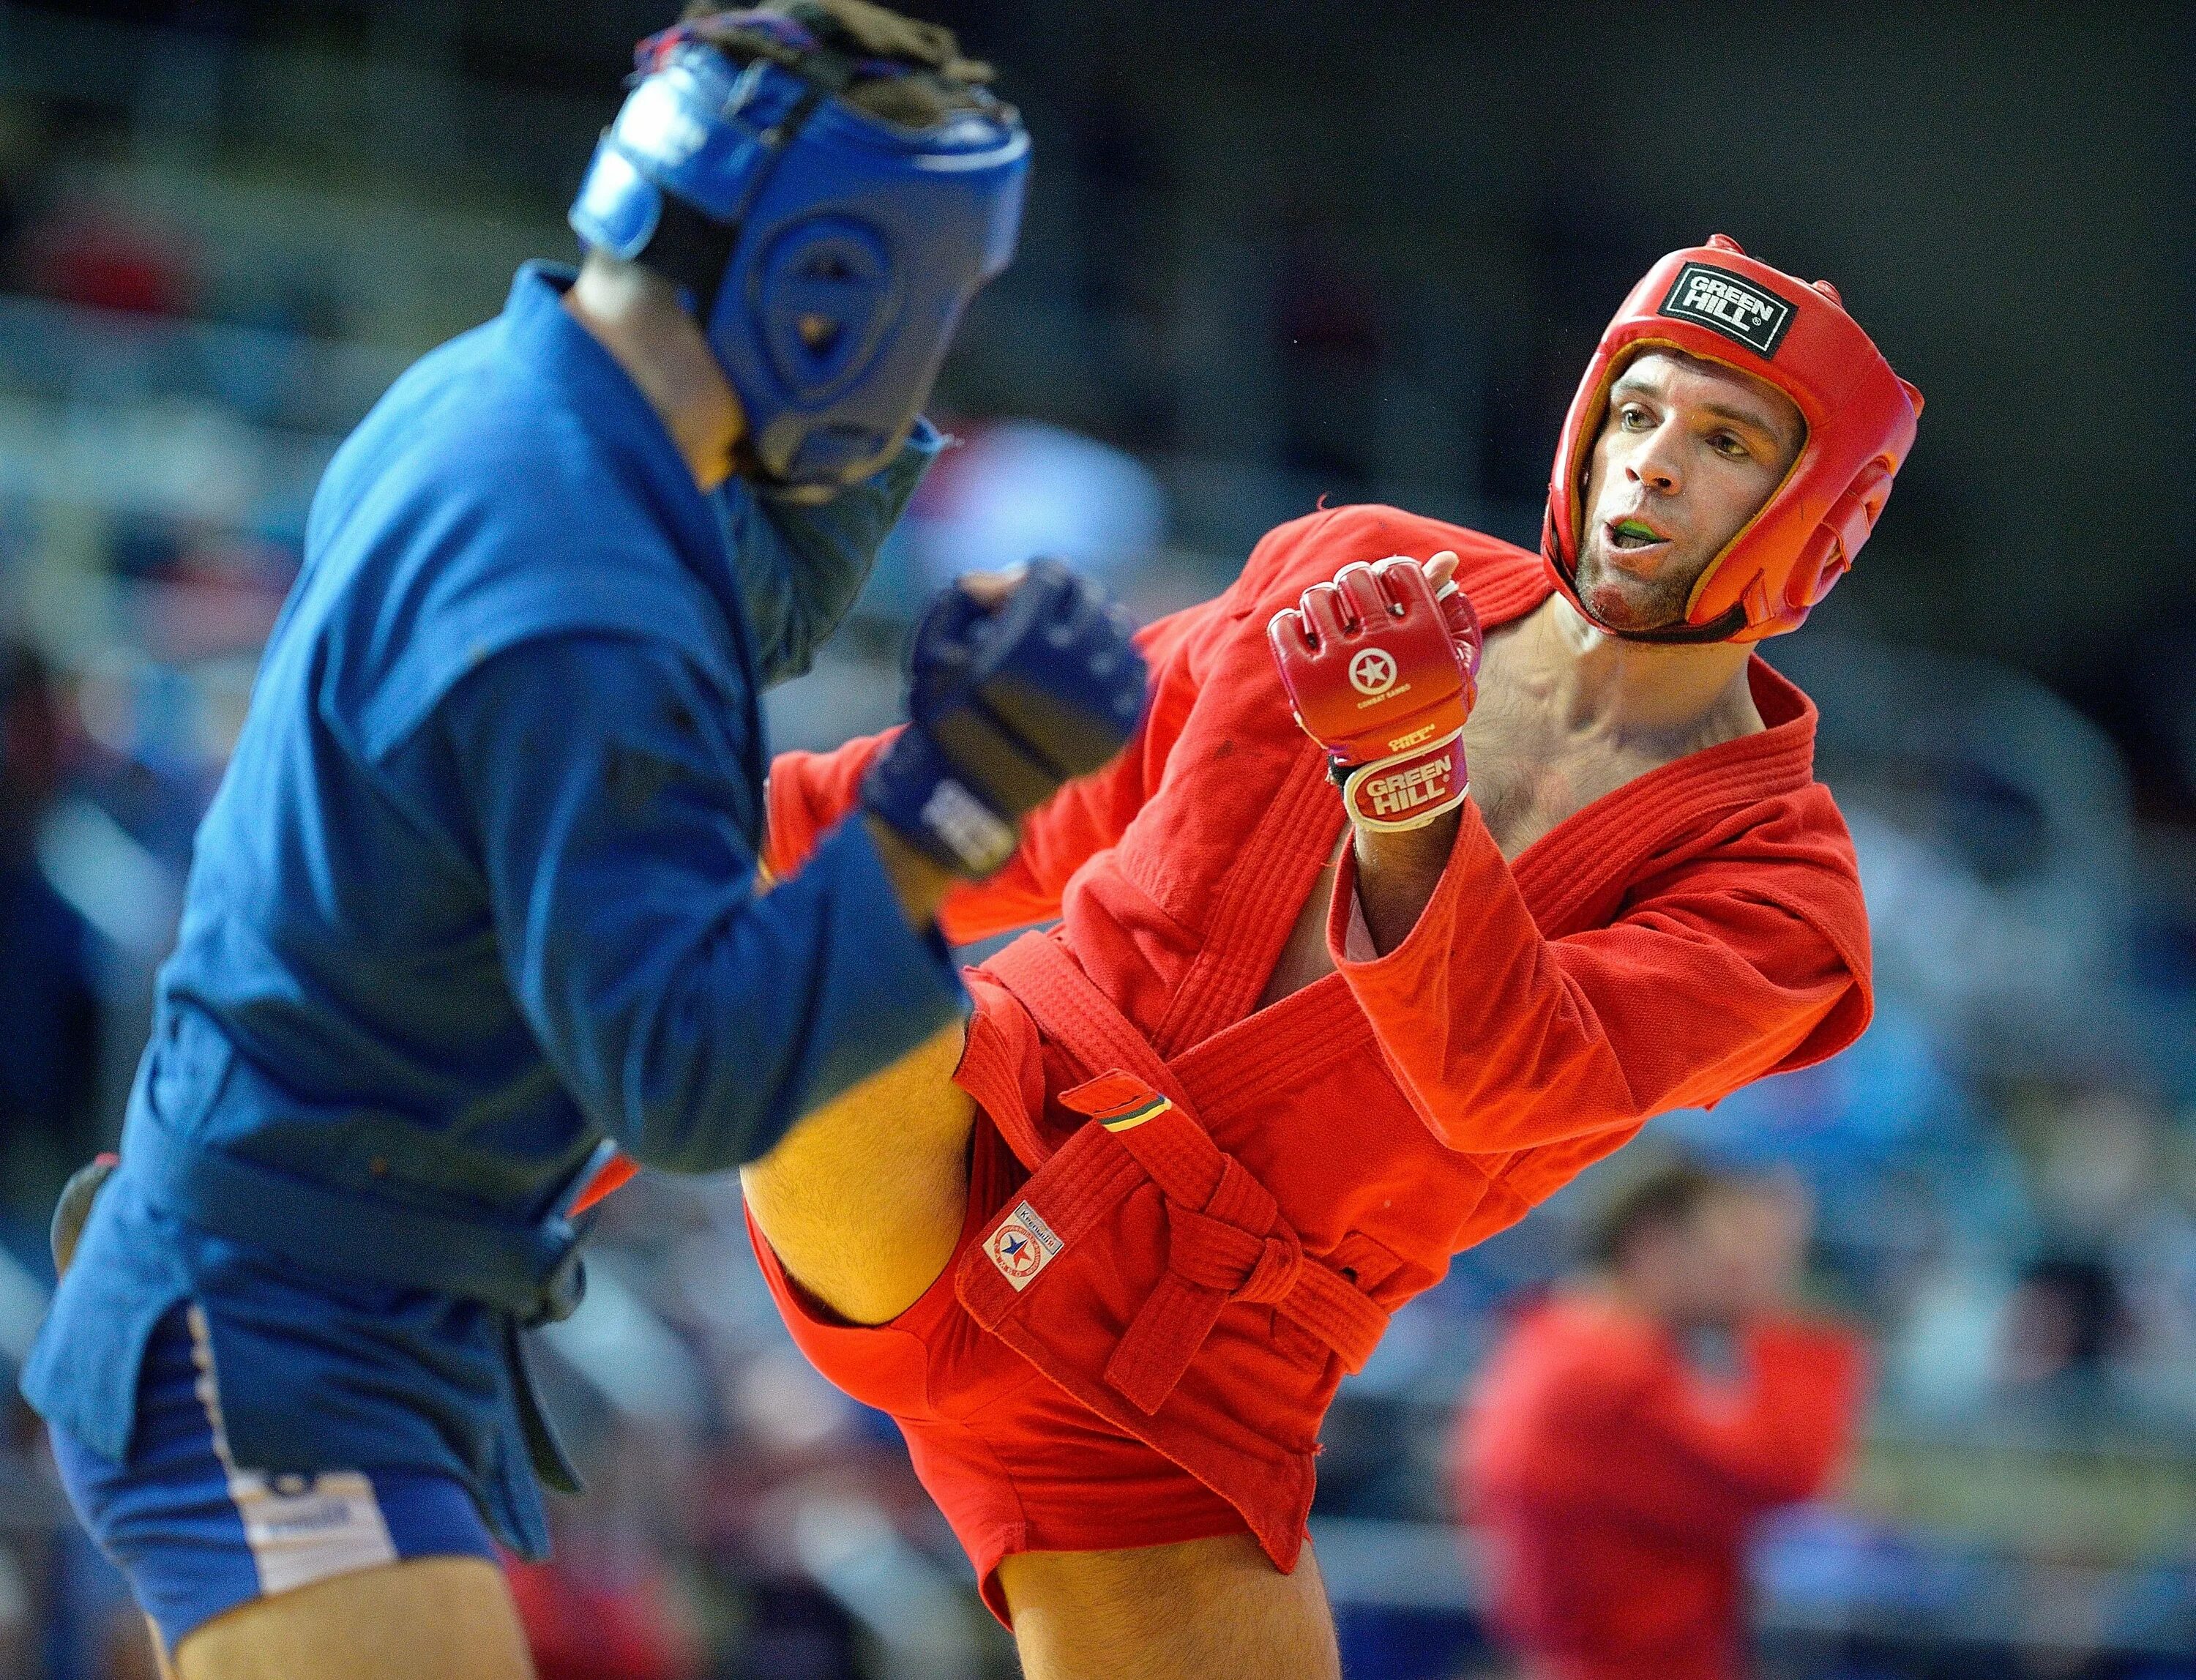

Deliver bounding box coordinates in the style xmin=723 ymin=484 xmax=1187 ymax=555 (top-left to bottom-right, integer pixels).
xmin=863 ymin=560 xmax=1148 ymax=878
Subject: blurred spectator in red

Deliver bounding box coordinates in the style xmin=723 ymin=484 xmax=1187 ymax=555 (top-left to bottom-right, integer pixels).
xmin=1457 ymin=1160 xmax=1867 ymax=1680
xmin=23 ymin=211 xmax=193 ymax=316
xmin=505 ymin=1554 xmax=701 ymax=1680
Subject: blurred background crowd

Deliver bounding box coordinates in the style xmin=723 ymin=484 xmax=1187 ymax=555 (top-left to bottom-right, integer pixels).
xmin=0 ymin=1 xmax=2192 ymax=1676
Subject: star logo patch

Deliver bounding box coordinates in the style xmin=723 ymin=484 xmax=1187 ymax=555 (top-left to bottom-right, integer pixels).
xmin=982 ymin=1200 xmax=1063 ymax=1291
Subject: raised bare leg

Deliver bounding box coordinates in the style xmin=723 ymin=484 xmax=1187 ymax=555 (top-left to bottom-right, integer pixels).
xmin=998 ymin=1534 xmax=1340 ymax=1680
xmin=740 ymin=1019 xmax=977 ymax=1324
xmin=140 ymin=1616 xmax=179 ymax=1680
xmin=171 ymin=1556 xmax=534 ymax=1680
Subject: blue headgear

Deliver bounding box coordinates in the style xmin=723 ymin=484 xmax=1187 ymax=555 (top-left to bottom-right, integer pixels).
xmin=569 ymin=10 xmax=1029 ymax=494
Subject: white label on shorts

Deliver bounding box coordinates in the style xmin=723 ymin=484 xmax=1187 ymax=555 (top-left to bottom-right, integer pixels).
xmin=228 ymin=1471 xmax=400 ymax=1597
xmin=982 ymin=1200 xmax=1064 ymax=1291
xmin=187 ymin=1304 xmax=399 ymax=1597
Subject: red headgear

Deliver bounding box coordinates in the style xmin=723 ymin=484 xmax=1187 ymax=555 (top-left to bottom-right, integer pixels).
xmin=1542 ymin=234 xmax=1923 ymax=643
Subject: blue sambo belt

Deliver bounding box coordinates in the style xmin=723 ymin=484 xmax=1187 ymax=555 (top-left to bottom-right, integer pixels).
xmin=116 ymin=1102 xmax=608 ymax=1493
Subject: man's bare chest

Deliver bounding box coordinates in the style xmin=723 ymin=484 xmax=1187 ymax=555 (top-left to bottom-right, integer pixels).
xmin=1257 ymin=621 xmax=1670 ymax=1005
xmin=1461 ymin=629 xmax=1674 ymax=861
xmin=1248 ymin=596 xmax=1762 ymax=1006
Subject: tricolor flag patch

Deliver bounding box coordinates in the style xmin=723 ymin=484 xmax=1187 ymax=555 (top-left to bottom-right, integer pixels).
xmin=1057 ymin=1069 xmax=1175 ymax=1133
xmin=1096 ymin=1090 xmax=1173 ymax=1132
xmin=982 ymin=1201 xmax=1064 ymax=1291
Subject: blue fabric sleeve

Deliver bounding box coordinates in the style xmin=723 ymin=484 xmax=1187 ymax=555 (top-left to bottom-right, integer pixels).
xmin=422 ymin=632 xmax=966 ymax=1172
xmin=723 ymin=419 xmax=943 ymax=688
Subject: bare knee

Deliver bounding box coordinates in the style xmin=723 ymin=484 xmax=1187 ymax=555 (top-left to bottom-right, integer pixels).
xmin=742 ymin=1020 xmax=976 ymax=1326
xmin=999 ymin=1532 xmax=1339 ymax=1680
xmin=173 ymin=1556 xmax=532 ymax=1680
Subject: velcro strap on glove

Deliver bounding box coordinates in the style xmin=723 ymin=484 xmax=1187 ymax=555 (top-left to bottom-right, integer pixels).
xmin=1339 ymin=728 xmax=1467 ymax=832
xmin=862 ymin=725 xmax=1021 ymax=876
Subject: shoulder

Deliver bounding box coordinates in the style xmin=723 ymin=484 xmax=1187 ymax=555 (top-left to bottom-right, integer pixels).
xmin=1641 ymin=660 xmax=1869 ymax=931
xmin=1232 ymin=503 xmax=1545 ymax=619
xmin=1687 ymin=776 xmax=1870 ymax=957
xmin=330 ymin=330 xmax=621 ymax=532
xmin=1749 ymin=781 xmax=1874 ymax=1018
xmin=301 ymin=356 xmax=726 ymax=761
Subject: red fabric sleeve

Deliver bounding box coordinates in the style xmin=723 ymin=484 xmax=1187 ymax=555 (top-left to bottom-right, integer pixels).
xmin=763 ymin=594 xmax=1220 ymax=947
xmin=1326 ymin=804 xmax=1864 ymax=1154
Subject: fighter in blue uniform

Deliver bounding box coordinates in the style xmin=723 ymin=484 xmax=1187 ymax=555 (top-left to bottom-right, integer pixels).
xmin=21 ymin=7 xmax=1147 ymax=1676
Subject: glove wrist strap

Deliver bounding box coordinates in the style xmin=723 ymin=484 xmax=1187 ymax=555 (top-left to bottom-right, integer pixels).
xmin=862 ymin=726 xmax=1020 ymax=879
xmin=1338 ymin=730 xmax=1468 ymax=833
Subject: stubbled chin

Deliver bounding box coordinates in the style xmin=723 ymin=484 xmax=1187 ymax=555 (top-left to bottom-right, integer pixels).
xmin=1583 ymin=580 xmax=1649 ymax=628
xmin=1581 ymin=571 xmax=1651 ymax=628
xmin=1575 ymin=540 xmax=1698 ymax=631
xmin=1579 ymin=572 xmax=1685 ymax=634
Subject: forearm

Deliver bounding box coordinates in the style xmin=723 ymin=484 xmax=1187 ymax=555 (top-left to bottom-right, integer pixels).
xmin=1331 ymin=807 xmax=1856 ymax=1152
xmin=561 ymin=815 xmax=966 ymax=1172
xmin=438 ymin=638 xmax=965 ymax=1171
xmin=1351 ymin=807 xmax=1463 ymax=955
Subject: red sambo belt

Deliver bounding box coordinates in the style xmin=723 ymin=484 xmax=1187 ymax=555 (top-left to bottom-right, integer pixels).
xmin=954 ymin=932 xmax=1389 ymax=1572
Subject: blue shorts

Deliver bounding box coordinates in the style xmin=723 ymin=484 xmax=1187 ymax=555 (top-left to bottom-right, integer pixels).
xmin=48 ymin=1302 xmax=498 ymax=1654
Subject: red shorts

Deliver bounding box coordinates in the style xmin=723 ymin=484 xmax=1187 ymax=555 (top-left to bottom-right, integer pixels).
xmin=747 ymin=1110 xmax=1248 ymax=1624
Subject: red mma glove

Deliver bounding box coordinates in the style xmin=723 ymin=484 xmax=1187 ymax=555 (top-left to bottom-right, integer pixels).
xmin=1267 ymin=556 xmax=1483 ymax=832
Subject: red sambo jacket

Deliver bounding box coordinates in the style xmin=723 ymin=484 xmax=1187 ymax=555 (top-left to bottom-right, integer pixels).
xmin=765 ymin=505 xmax=1872 ymax=1567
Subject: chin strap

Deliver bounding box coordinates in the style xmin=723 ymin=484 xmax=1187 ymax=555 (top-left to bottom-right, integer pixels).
xmin=1607 ymin=602 xmax=1752 ymax=645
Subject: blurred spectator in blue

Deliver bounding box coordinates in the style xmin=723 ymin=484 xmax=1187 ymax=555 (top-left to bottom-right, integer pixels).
xmin=1995 ymin=1255 xmax=2130 ymax=1420
xmin=893 ymin=418 xmax=1167 ymax=605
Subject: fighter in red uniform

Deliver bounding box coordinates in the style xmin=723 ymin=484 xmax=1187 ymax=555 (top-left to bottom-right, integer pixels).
xmin=739 ymin=236 xmax=1921 ymax=1679
xmin=1460 ymin=1161 xmax=1868 ymax=1680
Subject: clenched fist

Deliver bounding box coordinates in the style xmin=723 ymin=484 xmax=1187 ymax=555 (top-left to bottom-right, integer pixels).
xmin=1267 ymin=554 xmax=1482 ymax=832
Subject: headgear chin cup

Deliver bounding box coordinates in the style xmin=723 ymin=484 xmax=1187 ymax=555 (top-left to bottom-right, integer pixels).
xmin=569 ymin=17 xmax=1029 ymax=493
xmin=1542 ymin=234 xmax=1923 ymax=643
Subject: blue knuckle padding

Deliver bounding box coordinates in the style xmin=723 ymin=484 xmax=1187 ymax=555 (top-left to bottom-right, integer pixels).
xmin=864 ymin=561 xmax=1149 ymax=877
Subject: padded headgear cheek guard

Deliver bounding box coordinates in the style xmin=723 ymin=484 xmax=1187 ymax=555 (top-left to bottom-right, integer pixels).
xmin=569 ymin=11 xmax=1028 ymax=495
xmin=1542 ymin=234 xmax=1924 ymax=643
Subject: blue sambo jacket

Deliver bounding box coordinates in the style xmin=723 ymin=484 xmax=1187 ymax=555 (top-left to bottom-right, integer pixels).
xmin=21 ymin=263 xmax=966 ymax=1555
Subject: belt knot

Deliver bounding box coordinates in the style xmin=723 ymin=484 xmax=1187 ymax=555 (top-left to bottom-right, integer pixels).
xmin=1236 ymin=1231 xmax=1303 ymax=1304
xmin=1169 ymin=1206 xmax=1302 ymax=1305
